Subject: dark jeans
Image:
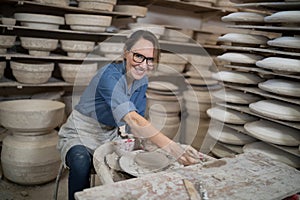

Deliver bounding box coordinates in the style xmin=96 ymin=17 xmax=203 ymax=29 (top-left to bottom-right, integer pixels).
xmin=66 ymin=145 xmax=92 ymax=200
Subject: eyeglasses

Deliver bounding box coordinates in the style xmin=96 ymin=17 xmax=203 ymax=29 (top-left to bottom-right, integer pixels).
xmin=130 ymin=51 xmax=155 ymax=69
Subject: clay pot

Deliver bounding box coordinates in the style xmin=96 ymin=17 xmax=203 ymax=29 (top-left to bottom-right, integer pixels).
xmin=59 ymin=62 xmax=98 ymax=84
xmin=20 ymin=37 xmax=58 ymax=56
xmin=60 ymin=40 xmax=95 ymax=58
xmin=0 ymin=99 xmax=65 ymax=134
xmin=1 ymin=130 xmax=61 ymax=185
xmin=0 ymin=61 xmax=6 ymax=79
xmin=10 ymin=61 xmax=54 ymax=84
xmin=14 ymin=13 xmax=64 ymax=30
xmin=0 ymin=35 xmax=16 ymax=53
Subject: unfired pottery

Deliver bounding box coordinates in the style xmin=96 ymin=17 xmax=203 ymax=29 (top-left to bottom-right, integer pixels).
xmin=0 ymin=35 xmax=16 ymax=53
xmin=218 ymin=33 xmax=269 ymax=45
xmin=148 ymin=81 xmax=179 ymax=92
xmin=212 ymin=88 xmax=261 ymax=104
xmin=211 ymin=71 xmax=264 ymax=85
xmin=244 ymin=120 xmax=300 ymax=146
xmin=0 ymin=61 xmax=6 ymax=79
xmin=243 ymin=141 xmax=300 ymax=168
xmin=208 ymin=124 xmax=256 ymax=145
xmin=264 ymin=11 xmax=300 ymax=23
xmin=258 ymin=79 xmax=300 ymax=97
xmin=256 ymin=57 xmax=300 ymax=74
xmin=162 ymin=28 xmax=193 ymax=43
xmin=160 ymin=53 xmax=188 ymax=64
xmin=0 ymin=99 xmax=65 ymax=134
xmin=221 ymin=12 xmax=266 ymax=23
xmin=128 ymin=23 xmax=165 ymax=39
xmin=78 ymin=1 xmax=114 ymax=11
xmin=1 ymin=130 xmax=61 ymax=185
xmin=114 ymin=5 xmax=148 ymax=17
xmin=157 ymin=63 xmax=186 ymax=74
xmin=20 ymin=37 xmax=58 ymax=56
xmin=60 ymin=40 xmax=95 ymax=58
xmin=207 ymin=106 xmax=257 ymax=124
xmin=1 ymin=17 xmax=16 ymax=26
xmin=210 ymin=142 xmax=236 ymax=158
xmin=249 ymin=99 xmax=300 ymax=121
xmin=10 ymin=61 xmax=54 ymax=84
xmin=33 ymin=0 xmax=69 ymax=6
xmin=217 ymin=52 xmax=263 ymax=64
xmin=267 ymin=36 xmax=300 ymax=49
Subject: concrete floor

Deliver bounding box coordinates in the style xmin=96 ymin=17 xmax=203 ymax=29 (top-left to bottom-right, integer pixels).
xmin=0 ymin=170 xmax=68 ymax=200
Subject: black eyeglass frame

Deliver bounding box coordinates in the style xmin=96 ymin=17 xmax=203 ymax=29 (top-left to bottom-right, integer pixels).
xmin=129 ymin=50 xmax=155 ymax=69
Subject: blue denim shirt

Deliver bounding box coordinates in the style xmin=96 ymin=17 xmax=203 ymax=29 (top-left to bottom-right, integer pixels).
xmin=75 ymin=61 xmax=148 ymax=127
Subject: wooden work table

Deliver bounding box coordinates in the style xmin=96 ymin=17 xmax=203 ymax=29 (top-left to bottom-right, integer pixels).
xmin=75 ymin=152 xmax=300 ymax=200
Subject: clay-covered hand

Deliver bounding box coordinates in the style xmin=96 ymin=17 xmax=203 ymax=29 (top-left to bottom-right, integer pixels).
xmin=178 ymin=145 xmax=201 ymax=166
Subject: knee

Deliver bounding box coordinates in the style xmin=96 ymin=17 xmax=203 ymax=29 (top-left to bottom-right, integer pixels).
xmin=66 ymin=145 xmax=92 ymax=173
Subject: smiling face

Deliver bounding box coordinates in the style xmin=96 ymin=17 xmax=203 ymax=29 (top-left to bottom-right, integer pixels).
xmin=124 ymin=38 xmax=155 ymax=81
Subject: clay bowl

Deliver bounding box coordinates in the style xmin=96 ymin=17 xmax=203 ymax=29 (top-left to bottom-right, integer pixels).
xmin=258 ymin=79 xmax=300 ymax=97
xmin=1 ymin=17 xmax=16 ymax=26
xmin=65 ymin=14 xmax=112 ymax=32
xmin=14 ymin=13 xmax=64 ymax=30
xmin=217 ymin=33 xmax=269 ymax=46
xmin=256 ymin=57 xmax=300 ymax=74
xmin=78 ymin=1 xmax=115 ymax=11
xmin=211 ymin=71 xmax=264 ymax=85
xmin=98 ymin=42 xmax=124 ymax=55
xmin=32 ymin=0 xmax=70 ymax=6
xmin=10 ymin=61 xmax=54 ymax=84
xmin=128 ymin=23 xmax=165 ymax=39
xmin=0 ymin=99 xmax=65 ymax=134
xmin=114 ymin=5 xmax=147 ymax=17
xmin=264 ymin=11 xmax=300 ymax=24
xmin=217 ymin=52 xmax=263 ymax=64
xmin=0 ymin=61 xmax=6 ymax=79
xmin=20 ymin=37 xmax=58 ymax=56
xmin=221 ymin=12 xmax=266 ymax=24
xmin=60 ymin=40 xmax=95 ymax=58
xmin=58 ymin=62 xmax=98 ymax=84
xmin=267 ymin=36 xmax=300 ymax=49
xmin=0 ymin=35 xmax=16 ymax=53
xmin=160 ymin=53 xmax=188 ymax=64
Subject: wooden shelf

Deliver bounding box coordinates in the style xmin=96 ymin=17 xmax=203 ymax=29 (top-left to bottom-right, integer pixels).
xmin=0 ymin=77 xmax=74 ymax=88
xmin=234 ymin=2 xmax=300 ymax=11
xmin=1 ymin=0 xmax=146 ymax=17
xmin=228 ymin=25 xmax=300 ymax=34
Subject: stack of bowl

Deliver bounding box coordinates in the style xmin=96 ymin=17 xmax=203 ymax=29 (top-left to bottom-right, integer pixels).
xmin=65 ymin=14 xmax=112 ymax=32
xmin=60 ymin=39 xmax=95 ymax=58
xmin=10 ymin=61 xmax=54 ymax=84
xmin=20 ymin=37 xmax=58 ymax=56
xmin=0 ymin=99 xmax=65 ymax=185
xmin=146 ymin=81 xmax=182 ymax=141
xmin=77 ymin=0 xmax=117 ymax=11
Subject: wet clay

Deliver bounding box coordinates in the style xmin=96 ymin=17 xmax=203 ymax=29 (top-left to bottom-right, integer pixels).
xmin=134 ymin=151 xmax=170 ymax=171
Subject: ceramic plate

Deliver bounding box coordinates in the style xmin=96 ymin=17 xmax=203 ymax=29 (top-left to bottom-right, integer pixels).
xmin=256 ymin=57 xmax=300 ymax=73
xmin=148 ymin=81 xmax=179 ymax=91
xmin=222 ymin=12 xmax=266 ymax=23
xmin=208 ymin=123 xmax=256 ymax=145
xmin=243 ymin=141 xmax=300 ymax=168
xmin=212 ymin=88 xmax=261 ymax=104
xmin=267 ymin=36 xmax=300 ymax=49
xmin=207 ymin=106 xmax=258 ymax=124
xmin=211 ymin=71 xmax=264 ymax=85
xmin=244 ymin=120 xmax=300 ymax=146
xmin=258 ymin=79 xmax=300 ymax=97
xmin=218 ymin=33 xmax=269 ymax=45
xmin=210 ymin=142 xmax=236 ymax=158
xmin=217 ymin=52 xmax=263 ymax=64
xmin=264 ymin=11 xmax=300 ymax=23
xmin=249 ymin=99 xmax=300 ymax=121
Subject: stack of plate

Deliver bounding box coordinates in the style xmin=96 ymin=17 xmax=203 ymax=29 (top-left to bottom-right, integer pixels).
xmin=156 ymin=53 xmax=188 ymax=75
xmin=77 ymin=0 xmax=117 ymax=11
xmin=60 ymin=40 xmax=95 ymax=58
xmin=146 ymin=81 xmax=182 ymax=140
xmin=14 ymin=13 xmax=64 ymax=30
xmin=65 ymin=14 xmax=112 ymax=32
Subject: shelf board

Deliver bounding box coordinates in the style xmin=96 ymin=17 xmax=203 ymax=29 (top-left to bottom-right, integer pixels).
xmin=0 ymin=77 xmax=75 ymax=87
xmin=228 ymin=25 xmax=300 ymax=33
xmin=234 ymin=2 xmax=300 ymax=11
xmin=1 ymin=0 xmax=146 ymax=17
xmin=221 ymin=45 xmax=300 ymax=57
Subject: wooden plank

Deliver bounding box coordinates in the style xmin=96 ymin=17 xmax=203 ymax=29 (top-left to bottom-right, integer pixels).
xmin=228 ymin=25 xmax=300 ymax=34
xmin=75 ymin=152 xmax=300 ymax=200
xmin=0 ymin=77 xmax=74 ymax=87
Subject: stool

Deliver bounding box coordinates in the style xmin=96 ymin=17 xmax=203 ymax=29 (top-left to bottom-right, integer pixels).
xmin=53 ymin=163 xmax=97 ymax=200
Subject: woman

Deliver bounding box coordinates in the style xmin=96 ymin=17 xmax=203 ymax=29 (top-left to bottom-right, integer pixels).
xmin=57 ymin=30 xmax=199 ymax=200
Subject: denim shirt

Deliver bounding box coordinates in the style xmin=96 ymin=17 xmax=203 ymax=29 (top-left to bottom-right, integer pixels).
xmin=75 ymin=61 xmax=148 ymax=127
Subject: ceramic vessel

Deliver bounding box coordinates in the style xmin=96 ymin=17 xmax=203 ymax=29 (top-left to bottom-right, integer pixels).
xmin=1 ymin=131 xmax=61 ymax=185
xmin=0 ymin=61 xmax=6 ymax=79
xmin=78 ymin=1 xmax=114 ymax=11
xmin=256 ymin=57 xmax=300 ymax=74
xmin=60 ymin=40 xmax=95 ymax=58
xmin=212 ymin=88 xmax=261 ymax=104
xmin=114 ymin=5 xmax=147 ymax=17
xmin=128 ymin=23 xmax=165 ymax=39
xmin=33 ymin=0 xmax=69 ymax=6
xmin=218 ymin=33 xmax=269 ymax=45
xmin=211 ymin=71 xmax=264 ymax=85
xmin=0 ymin=99 xmax=65 ymax=134
xmin=249 ymin=99 xmax=300 ymax=121
xmin=258 ymin=79 xmax=300 ymax=97
xmin=217 ymin=52 xmax=263 ymax=64
xmin=221 ymin=12 xmax=266 ymax=23
xmin=0 ymin=35 xmax=16 ymax=53
xmin=20 ymin=37 xmax=58 ymax=56
xmin=244 ymin=120 xmax=300 ymax=146
xmin=267 ymin=36 xmax=300 ymax=49
xmin=10 ymin=61 xmax=54 ymax=84
xmin=264 ymin=11 xmax=300 ymax=23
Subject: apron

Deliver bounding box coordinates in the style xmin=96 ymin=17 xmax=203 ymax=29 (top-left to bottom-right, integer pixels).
xmin=57 ymin=109 xmax=119 ymax=167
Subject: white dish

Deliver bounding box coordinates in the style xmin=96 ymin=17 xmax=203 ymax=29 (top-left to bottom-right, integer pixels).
xmin=212 ymin=71 xmax=264 ymax=85
xmin=256 ymin=57 xmax=300 ymax=74
xmin=222 ymin=12 xmax=266 ymax=23
xmin=208 ymin=124 xmax=256 ymax=145
xmin=258 ymin=79 xmax=300 ymax=97
xmin=218 ymin=33 xmax=269 ymax=45
xmin=244 ymin=120 xmax=300 ymax=146
xmin=243 ymin=141 xmax=300 ymax=168
xmin=207 ymin=106 xmax=257 ymax=124
xmin=267 ymin=36 xmax=300 ymax=49
xmin=249 ymin=99 xmax=300 ymax=121
xmin=264 ymin=11 xmax=300 ymax=23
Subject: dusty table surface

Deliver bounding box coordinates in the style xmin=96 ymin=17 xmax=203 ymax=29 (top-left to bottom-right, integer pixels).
xmin=75 ymin=152 xmax=300 ymax=200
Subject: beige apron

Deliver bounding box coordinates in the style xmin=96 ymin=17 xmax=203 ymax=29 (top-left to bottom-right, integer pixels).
xmin=57 ymin=109 xmax=119 ymax=166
